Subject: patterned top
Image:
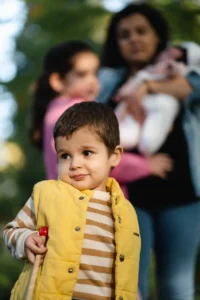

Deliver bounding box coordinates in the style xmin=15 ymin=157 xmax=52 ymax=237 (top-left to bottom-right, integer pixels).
xmin=3 ymin=190 xmax=115 ymax=300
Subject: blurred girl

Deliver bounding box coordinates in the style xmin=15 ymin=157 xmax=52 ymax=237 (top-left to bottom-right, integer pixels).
xmin=30 ymin=41 xmax=100 ymax=179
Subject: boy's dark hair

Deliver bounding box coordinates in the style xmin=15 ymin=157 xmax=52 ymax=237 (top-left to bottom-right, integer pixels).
xmin=30 ymin=40 xmax=94 ymax=149
xmin=54 ymin=102 xmax=120 ymax=153
xmin=102 ymin=3 xmax=169 ymax=68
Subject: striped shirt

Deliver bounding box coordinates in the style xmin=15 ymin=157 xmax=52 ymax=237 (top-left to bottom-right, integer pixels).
xmin=3 ymin=191 xmax=115 ymax=300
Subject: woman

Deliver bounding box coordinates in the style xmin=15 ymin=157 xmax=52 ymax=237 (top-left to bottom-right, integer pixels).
xmin=97 ymin=3 xmax=200 ymax=300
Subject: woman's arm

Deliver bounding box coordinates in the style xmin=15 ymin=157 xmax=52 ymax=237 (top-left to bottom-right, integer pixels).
xmin=121 ymin=75 xmax=194 ymax=123
xmin=111 ymin=152 xmax=150 ymax=183
xmin=185 ymin=71 xmax=200 ymax=104
xmin=111 ymin=152 xmax=173 ymax=183
xmin=146 ymin=75 xmax=193 ymax=100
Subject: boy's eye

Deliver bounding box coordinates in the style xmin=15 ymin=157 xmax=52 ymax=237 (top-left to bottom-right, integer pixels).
xmin=61 ymin=153 xmax=70 ymax=159
xmin=83 ymin=150 xmax=92 ymax=157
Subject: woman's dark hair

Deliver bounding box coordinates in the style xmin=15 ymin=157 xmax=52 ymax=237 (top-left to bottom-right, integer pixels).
xmin=30 ymin=40 xmax=93 ymax=149
xmin=102 ymin=3 xmax=169 ymax=68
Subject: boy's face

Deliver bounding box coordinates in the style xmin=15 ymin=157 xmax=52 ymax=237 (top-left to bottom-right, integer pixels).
xmin=56 ymin=126 xmax=122 ymax=191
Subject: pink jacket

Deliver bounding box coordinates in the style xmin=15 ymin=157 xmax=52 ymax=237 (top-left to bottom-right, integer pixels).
xmin=43 ymin=96 xmax=84 ymax=179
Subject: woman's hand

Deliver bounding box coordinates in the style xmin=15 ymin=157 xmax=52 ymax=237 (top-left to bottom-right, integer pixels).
xmin=115 ymin=79 xmax=148 ymax=102
xmin=114 ymin=77 xmax=138 ymax=102
xmin=147 ymin=153 xmax=173 ymax=179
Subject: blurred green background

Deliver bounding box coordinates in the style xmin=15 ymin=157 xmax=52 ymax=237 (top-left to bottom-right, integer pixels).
xmin=1 ymin=0 xmax=200 ymax=299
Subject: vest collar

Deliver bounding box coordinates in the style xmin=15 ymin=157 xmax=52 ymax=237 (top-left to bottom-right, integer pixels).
xmin=57 ymin=177 xmax=122 ymax=200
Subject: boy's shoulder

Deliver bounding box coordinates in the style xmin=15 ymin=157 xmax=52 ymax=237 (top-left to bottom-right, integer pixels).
xmin=33 ymin=179 xmax=80 ymax=196
xmin=119 ymin=194 xmax=137 ymax=214
xmin=33 ymin=179 xmax=57 ymax=189
xmin=108 ymin=178 xmax=136 ymax=209
xmin=33 ymin=180 xmax=66 ymax=195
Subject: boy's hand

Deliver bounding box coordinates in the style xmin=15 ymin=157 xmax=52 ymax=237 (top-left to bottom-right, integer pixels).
xmin=25 ymin=232 xmax=47 ymax=265
xmin=147 ymin=154 xmax=173 ymax=179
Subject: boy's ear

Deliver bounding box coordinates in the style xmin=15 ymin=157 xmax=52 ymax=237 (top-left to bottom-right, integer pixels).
xmin=110 ymin=145 xmax=123 ymax=168
xmin=49 ymin=72 xmax=64 ymax=93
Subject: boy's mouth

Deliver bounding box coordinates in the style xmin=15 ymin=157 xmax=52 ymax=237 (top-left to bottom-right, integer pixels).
xmin=71 ymin=174 xmax=87 ymax=181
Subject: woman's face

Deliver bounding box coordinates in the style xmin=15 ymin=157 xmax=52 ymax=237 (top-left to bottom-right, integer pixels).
xmin=117 ymin=13 xmax=160 ymax=67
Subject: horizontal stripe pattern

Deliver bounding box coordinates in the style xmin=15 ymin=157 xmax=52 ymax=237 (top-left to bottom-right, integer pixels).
xmin=3 ymin=197 xmax=37 ymax=258
xmin=79 ymin=263 xmax=114 ymax=274
xmin=73 ymin=289 xmax=115 ymax=300
xmin=73 ymin=191 xmax=115 ymax=300
xmin=77 ymin=270 xmax=113 ymax=282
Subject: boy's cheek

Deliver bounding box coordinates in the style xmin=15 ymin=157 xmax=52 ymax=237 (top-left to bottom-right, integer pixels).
xmin=58 ymin=162 xmax=69 ymax=179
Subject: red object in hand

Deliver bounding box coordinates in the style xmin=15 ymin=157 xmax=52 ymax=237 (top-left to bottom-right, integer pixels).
xmin=25 ymin=226 xmax=48 ymax=300
xmin=39 ymin=226 xmax=48 ymax=237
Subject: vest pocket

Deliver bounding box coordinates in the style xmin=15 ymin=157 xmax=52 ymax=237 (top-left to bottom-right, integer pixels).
xmin=117 ymin=229 xmax=141 ymax=261
xmin=115 ymin=229 xmax=140 ymax=293
xmin=10 ymin=263 xmax=33 ymax=300
xmin=132 ymin=232 xmax=141 ymax=261
xmin=40 ymin=258 xmax=78 ymax=296
xmin=10 ymin=262 xmax=43 ymax=300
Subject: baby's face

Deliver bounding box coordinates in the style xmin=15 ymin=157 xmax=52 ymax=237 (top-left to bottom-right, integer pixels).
xmin=157 ymin=47 xmax=184 ymax=62
xmin=55 ymin=126 xmax=120 ymax=191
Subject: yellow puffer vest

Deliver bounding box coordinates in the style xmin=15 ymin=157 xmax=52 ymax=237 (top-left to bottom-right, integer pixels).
xmin=11 ymin=178 xmax=140 ymax=300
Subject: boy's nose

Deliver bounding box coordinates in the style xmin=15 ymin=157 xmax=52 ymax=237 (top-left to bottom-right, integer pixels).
xmin=69 ymin=157 xmax=81 ymax=170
